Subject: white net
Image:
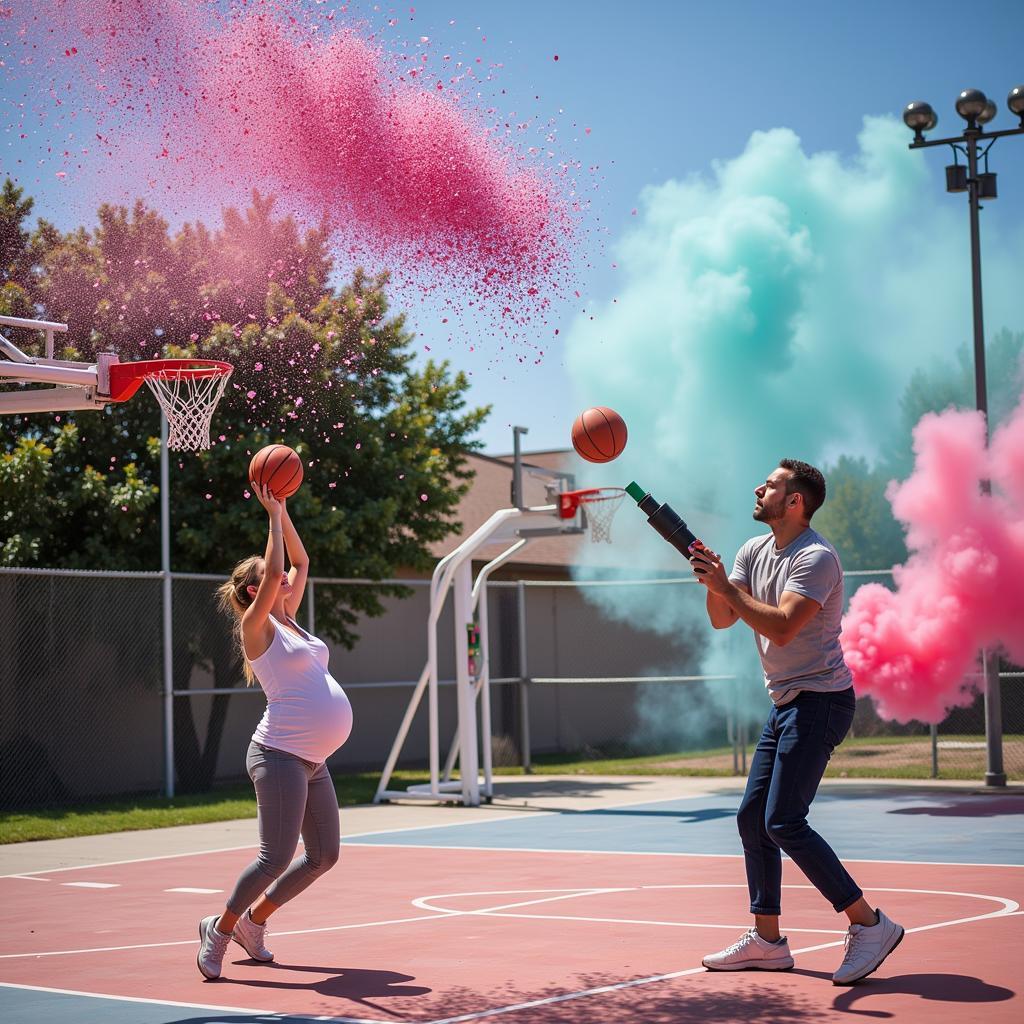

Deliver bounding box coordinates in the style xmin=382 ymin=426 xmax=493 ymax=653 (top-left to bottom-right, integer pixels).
xmin=578 ymin=488 xmax=626 ymax=543
xmin=143 ymin=367 xmax=231 ymax=451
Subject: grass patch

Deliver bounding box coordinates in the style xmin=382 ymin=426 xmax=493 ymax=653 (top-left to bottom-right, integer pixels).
xmin=4 ymin=734 xmax=1019 ymax=844
xmin=0 ymin=771 xmax=428 ymax=845
xmin=516 ymin=746 xmax=738 ymax=777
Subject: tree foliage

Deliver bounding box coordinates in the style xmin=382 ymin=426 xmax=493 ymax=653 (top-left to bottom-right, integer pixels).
xmin=2 ymin=182 xmax=488 ymax=611
xmin=820 ymin=329 xmax=1023 ymax=570
xmin=1 ymin=182 xmax=488 ymax=791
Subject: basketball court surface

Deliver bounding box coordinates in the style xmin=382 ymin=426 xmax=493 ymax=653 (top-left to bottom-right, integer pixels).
xmin=2 ymin=775 xmax=1022 ymax=1023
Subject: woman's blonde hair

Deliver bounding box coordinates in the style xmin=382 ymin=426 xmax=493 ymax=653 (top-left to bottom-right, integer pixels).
xmin=216 ymin=555 xmax=264 ymax=686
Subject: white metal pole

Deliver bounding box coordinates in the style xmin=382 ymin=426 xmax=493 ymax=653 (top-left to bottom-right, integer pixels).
xmin=478 ymin=579 xmax=494 ymax=799
xmin=160 ymin=414 xmax=175 ymax=798
xmin=517 ymin=579 xmax=531 ymax=773
xmin=373 ymin=661 xmax=431 ymax=802
xmin=454 ymin=561 xmax=479 ymax=805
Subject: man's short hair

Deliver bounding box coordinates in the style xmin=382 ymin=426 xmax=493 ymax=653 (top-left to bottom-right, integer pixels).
xmin=779 ymin=458 xmax=826 ymax=519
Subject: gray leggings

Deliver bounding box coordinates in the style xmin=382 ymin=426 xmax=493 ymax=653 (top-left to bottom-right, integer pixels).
xmin=226 ymin=740 xmax=341 ymax=916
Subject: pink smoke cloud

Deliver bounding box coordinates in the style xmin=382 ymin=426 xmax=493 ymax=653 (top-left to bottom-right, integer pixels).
xmin=841 ymin=393 xmax=1024 ymax=723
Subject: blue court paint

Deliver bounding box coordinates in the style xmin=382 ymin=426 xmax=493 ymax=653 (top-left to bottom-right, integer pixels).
xmin=352 ymin=787 xmax=1024 ymax=865
xmin=0 ymin=986 xmax=280 ymax=1024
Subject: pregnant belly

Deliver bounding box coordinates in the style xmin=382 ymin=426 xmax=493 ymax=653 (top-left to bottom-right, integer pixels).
xmin=319 ymin=685 xmax=353 ymax=749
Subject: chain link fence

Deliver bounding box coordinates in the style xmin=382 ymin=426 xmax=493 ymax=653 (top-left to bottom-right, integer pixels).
xmin=1 ymin=569 xmax=164 ymax=808
xmin=1 ymin=566 xmax=1020 ymax=811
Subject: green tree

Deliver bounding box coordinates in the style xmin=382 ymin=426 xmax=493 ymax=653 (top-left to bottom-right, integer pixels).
xmin=1 ymin=183 xmax=488 ymax=790
xmin=885 ymin=328 xmax=1024 ymax=478
xmin=820 ymin=329 xmax=1024 ymax=570
xmin=814 ymin=455 xmax=907 ymax=570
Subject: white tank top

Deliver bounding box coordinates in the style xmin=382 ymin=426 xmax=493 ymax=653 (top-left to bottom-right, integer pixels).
xmin=248 ymin=614 xmax=353 ymax=764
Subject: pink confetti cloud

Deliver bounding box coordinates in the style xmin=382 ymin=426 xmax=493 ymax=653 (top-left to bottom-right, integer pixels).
xmin=14 ymin=0 xmax=580 ymax=342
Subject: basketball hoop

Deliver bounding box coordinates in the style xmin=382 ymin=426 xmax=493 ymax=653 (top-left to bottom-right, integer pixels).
xmin=107 ymin=358 xmax=233 ymax=451
xmin=559 ymin=487 xmax=626 ymax=543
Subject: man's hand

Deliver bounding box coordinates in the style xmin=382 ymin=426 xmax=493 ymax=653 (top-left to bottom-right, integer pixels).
xmin=689 ymin=541 xmax=732 ymax=596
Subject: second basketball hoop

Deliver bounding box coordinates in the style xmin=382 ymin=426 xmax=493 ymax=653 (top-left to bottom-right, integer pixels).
xmin=559 ymin=487 xmax=626 ymax=543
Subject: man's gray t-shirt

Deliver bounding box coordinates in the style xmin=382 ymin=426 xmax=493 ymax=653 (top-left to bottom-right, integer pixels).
xmin=730 ymin=527 xmax=852 ymax=706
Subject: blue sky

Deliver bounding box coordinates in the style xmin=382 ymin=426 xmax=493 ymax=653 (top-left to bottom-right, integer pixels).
xmin=3 ymin=0 xmax=1022 ymax=454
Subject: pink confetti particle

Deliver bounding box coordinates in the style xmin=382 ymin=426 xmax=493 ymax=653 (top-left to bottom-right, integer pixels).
xmin=246 ymin=390 xmax=257 ymax=399
xmin=420 ymin=493 xmax=428 ymax=501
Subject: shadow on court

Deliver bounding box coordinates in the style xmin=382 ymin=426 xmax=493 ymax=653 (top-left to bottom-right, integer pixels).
xmin=832 ymin=972 xmax=1016 ymax=1016
xmin=552 ymin=806 xmax=737 ymax=823
xmin=163 ymin=981 xmax=823 ymax=1024
xmin=211 ymin=961 xmax=431 ymax=1014
xmin=490 ymin=779 xmax=666 ymax=800
xmin=887 ymin=797 xmax=1024 ymax=818
xmin=792 ymin=967 xmax=1015 ymax=1016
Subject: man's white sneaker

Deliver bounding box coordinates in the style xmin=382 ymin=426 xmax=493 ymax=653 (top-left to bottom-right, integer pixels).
xmin=197 ymin=915 xmax=232 ymax=980
xmin=232 ymin=909 xmax=274 ymax=962
xmin=703 ymin=928 xmax=795 ymax=971
xmin=832 ymin=908 xmax=904 ymax=985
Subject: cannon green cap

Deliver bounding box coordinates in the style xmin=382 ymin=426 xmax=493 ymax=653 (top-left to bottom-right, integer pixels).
xmin=625 ymin=481 xmax=647 ymax=503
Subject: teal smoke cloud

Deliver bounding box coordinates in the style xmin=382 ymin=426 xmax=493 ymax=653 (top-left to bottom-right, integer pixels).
xmin=562 ymin=116 xmax=1023 ymax=744
xmin=566 ymin=115 xmax=1021 ymax=583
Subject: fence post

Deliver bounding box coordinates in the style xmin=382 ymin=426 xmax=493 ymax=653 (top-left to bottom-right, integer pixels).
xmin=982 ymin=649 xmax=1007 ymax=786
xmin=160 ymin=416 xmax=175 ymax=799
xmin=517 ymin=580 xmax=532 ymax=774
xmin=730 ymin=678 xmax=739 ymax=775
xmin=930 ymin=723 xmax=938 ymax=779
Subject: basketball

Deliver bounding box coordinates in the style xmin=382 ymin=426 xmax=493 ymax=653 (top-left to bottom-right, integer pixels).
xmin=571 ymin=406 xmax=628 ymax=463
xmin=249 ymin=444 xmax=304 ymax=499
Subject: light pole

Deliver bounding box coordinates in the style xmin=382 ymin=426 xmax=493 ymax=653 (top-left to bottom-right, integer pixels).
xmin=903 ymin=85 xmax=1024 ymax=788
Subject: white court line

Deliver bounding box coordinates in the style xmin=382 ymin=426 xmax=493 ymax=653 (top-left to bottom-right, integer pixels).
xmin=0 ymin=890 xmax=633 ymax=961
xmin=0 ymin=981 xmax=391 ymax=1024
xmin=413 ymin=888 xmax=632 ymax=916
xmin=0 ymin=912 xmax=445 ymax=959
xmin=164 ymin=887 xmax=224 ymax=894
xmin=342 ymin=839 xmax=1024 ymax=870
xmin=61 ymin=882 xmax=119 ymax=889
xmin=414 ymin=886 xmax=1022 ymax=1024
xmin=0 ymin=790 xmax=690 ymax=880
xmin=0 ymin=886 xmax=1018 ymax=1024
xmin=4 ymin=785 xmax=1022 ymax=880
xmin=6 ymin=875 xmax=50 ymax=882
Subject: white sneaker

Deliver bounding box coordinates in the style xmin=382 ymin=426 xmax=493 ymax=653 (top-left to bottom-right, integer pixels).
xmin=832 ymin=908 xmax=904 ymax=985
xmin=703 ymin=928 xmax=795 ymax=971
xmin=197 ymin=915 xmax=232 ymax=980
xmin=232 ymin=909 xmax=274 ymax=962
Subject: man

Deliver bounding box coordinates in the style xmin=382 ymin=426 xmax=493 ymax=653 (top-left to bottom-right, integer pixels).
xmin=689 ymin=459 xmax=903 ymax=985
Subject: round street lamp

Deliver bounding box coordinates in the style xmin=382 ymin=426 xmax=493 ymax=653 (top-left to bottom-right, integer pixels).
xmin=901 ymin=85 xmax=1024 ymax=789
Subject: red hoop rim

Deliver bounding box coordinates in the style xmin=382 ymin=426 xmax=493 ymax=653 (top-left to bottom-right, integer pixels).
xmin=558 ymin=486 xmax=626 ymax=519
xmin=107 ymin=358 xmax=233 ymax=402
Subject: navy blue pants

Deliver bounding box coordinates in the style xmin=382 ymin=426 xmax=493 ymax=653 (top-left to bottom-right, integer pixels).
xmin=737 ymin=687 xmax=862 ymax=916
